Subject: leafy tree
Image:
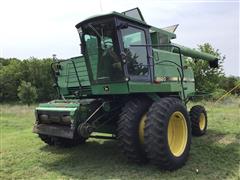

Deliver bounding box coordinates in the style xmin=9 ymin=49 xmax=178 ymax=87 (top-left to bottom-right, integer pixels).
xmin=0 ymin=59 xmax=22 ymax=101
xmin=187 ymin=43 xmax=225 ymax=93
xmin=18 ymin=57 xmax=56 ymax=101
xmin=0 ymin=57 xmax=56 ymax=102
xmin=17 ymin=81 xmax=38 ymax=106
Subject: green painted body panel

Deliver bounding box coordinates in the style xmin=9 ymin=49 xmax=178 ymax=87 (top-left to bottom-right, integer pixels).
xmin=91 ymin=82 xmax=129 ymax=95
xmin=128 ymin=82 xmax=181 ymax=92
xmin=37 ymin=101 xmax=81 ymax=118
xmin=57 ymin=56 xmax=91 ymax=96
xmin=153 ymin=49 xmax=184 ymax=77
xmin=151 ymin=49 xmax=195 ymax=96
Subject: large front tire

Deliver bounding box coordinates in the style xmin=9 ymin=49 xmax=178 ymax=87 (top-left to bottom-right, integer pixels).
xmin=117 ymin=97 xmax=151 ymax=163
xmin=144 ymin=98 xmax=191 ymax=170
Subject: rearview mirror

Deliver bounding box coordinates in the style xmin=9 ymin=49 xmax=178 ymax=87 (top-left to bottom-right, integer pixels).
xmin=117 ymin=22 xmax=128 ymax=29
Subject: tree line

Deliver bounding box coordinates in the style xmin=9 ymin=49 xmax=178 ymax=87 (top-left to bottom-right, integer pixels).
xmin=0 ymin=57 xmax=56 ymax=103
xmin=0 ymin=43 xmax=239 ymax=104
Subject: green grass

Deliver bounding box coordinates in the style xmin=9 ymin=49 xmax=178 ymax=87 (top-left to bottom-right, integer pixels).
xmin=1 ymin=98 xmax=240 ymax=180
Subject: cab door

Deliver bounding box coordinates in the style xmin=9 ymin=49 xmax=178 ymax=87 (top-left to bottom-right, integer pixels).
xmin=118 ymin=22 xmax=153 ymax=82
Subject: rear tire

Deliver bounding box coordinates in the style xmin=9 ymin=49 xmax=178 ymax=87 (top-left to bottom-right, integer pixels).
xmin=144 ymin=97 xmax=191 ymax=170
xmin=189 ymin=105 xmax=207 ymax=136
xmin=117 ymin=97 xmax=151 ymax=163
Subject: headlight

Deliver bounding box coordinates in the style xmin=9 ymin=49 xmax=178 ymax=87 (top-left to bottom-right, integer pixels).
xmin=61 ymin=116 xmax=71 ymax=124
xmin=39 ymin=114 xmax=49 ymax=123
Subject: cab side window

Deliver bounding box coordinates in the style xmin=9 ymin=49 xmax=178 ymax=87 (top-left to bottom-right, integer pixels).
xmin=121 ymin=26 xmax=148 ymax=76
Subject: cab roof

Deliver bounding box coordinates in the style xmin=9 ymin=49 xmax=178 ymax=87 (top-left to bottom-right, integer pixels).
xmin=75 ymin=8 xmax=176 ymax=39
xmin=75 ymin=11 xmax=150 ymax=28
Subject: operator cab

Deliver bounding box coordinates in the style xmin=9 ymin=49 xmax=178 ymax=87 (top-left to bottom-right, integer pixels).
xmin=76 ymin=8 xmax=153 ymax=85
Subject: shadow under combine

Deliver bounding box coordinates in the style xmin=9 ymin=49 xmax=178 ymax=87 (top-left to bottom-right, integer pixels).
xmin=38 ymin=130 xmax=239 ymax=179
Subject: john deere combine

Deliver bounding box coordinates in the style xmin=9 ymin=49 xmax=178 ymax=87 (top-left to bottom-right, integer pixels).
xmin=33 ymin=8 xmax=218 ymax=170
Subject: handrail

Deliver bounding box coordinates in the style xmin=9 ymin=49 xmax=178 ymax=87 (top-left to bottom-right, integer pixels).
xmin=71 ymin=60 xmax=82 ymax=91
xmin=51 ymin=59 xmax=83 ymax=99
xmin=50 ymin=63 xmax=60 ymax=98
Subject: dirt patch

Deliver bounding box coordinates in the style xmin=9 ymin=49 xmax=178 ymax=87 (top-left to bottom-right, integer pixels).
xmin=218 ymin=134 xmax=239 ymax=145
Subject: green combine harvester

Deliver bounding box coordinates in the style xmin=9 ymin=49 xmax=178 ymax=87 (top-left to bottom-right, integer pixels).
xmin=33 ymin=8 xmax=218 ymax=170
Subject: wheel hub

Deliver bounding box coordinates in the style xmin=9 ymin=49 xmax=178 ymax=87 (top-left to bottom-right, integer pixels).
xmin=167 ymin=111 xmax=188 ymax=157
xmin=199 ymin=113 xmax=206 ymax=130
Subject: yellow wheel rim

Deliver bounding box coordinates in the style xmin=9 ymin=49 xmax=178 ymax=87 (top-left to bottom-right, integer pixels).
xmin=167 ymin=111 xmax=188 ymax=157
xmin=199 ymin=113 xmax=206 ymax=131
xmin=139 ymin=114 xmax=147 ymax=145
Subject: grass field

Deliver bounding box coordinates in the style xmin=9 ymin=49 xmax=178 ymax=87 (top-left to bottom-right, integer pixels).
xmin=1 ymin=98 xmax=240 ymax=180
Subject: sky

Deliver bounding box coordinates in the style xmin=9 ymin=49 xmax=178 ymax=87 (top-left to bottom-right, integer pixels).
xmin=0 ymin=0 xmax=239 ymax=76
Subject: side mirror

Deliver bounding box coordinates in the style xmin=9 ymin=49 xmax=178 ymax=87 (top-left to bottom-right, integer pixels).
xmin=117 ymin=22 xmax=128 ymax=30
xmin=209 ymin=59 xmax=219 ymax=68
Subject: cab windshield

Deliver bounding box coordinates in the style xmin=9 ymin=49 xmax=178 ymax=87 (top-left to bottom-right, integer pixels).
xmin=81 ymin=19 xmax=124 ymax=83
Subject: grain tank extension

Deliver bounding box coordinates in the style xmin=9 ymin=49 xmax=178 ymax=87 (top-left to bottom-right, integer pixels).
xmin=33 ymin=8 xmax=218 ymax=170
